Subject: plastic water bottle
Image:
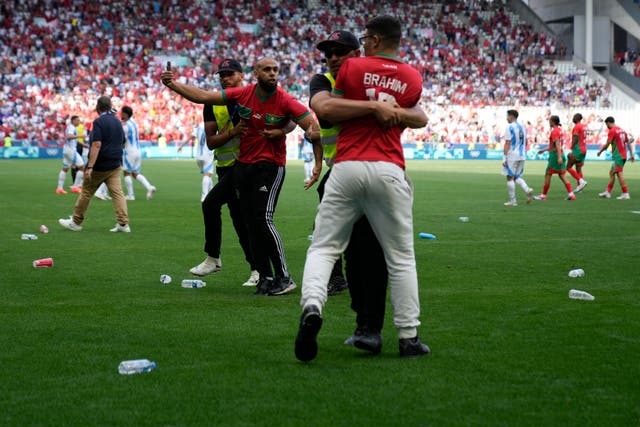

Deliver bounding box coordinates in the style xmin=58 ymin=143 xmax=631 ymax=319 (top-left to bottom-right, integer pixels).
xmin=181 ymin=279 xmax=206 ymax=288
xmin=568 ymin=289 xmax=595 ymax=301
xmin=418 ymin=232 xmax=436 ymax=239
xmin=568 ymin=269 xmax=585 ymax=278
xmin=458 ymin=217 xmax=470 ymax=222
xmin=118 ymin=359 xmax=157 ymax=375
xmin=21 ymin=234 xmax=38 ymax=240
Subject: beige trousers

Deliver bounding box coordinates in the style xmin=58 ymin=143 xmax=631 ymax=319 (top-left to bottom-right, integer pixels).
xmin=73 ymin=168 xmax=128 ymax=226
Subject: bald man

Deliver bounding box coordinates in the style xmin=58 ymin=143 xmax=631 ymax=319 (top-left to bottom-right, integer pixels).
xmin=162 ymin=58 xmax=323 ymax=296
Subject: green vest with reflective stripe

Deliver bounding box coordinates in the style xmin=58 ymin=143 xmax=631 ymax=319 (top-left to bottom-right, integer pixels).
xmin=320 ymin=72 xmax=340 ymax=168
xmin=212 ymin=105 xmax=240 ymax=167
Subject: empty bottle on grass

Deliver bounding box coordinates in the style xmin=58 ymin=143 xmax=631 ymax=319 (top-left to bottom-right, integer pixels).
xmin=568 ymin=289 xmax=595 ymax=301
xmin=118 ymin=359 xmax=157 ymax=375
xmin=181 ymin=279 xmax=206 ymax=288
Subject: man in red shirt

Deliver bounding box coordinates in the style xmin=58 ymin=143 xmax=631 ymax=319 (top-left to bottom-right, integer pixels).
xmin=597 ymin=116 xmax=635 ymax=199
xmin=566 ymin=113 xmax=588 ymax=192
xmin=161 ymin=58 xmax=323 ymax=296
xmin=534 ymin=115 xmax=575 ymax=201
xmin=295 ymin=15 xmax=430 ymax=362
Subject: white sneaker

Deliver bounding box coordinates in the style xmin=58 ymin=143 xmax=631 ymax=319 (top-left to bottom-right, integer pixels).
xmin=58 ymin=217 xmax=82 ymax=231
xmin=190 ymin=256 xmax=221 ymax=276
xmin=95 ymin=192 xmax=108 ymax=201
xmin=146 ymin=186 xmax=156 ymax=200
xmin=598 ymin=191 xmax=611 ymax=199
xmin=242 ymin=270 xmax=260 ymax=287
xmin=110 ymin=223 xmax=131 ymax=233
xmin=503 ymin=200 xmax=518 ymax=207
xmin=575 ymin=180 xmax=587 ymax=193
xmin=125 ymin=195 xmax=135 ymax=201
xmin=616 ymin=193 xmax=630 ymax=200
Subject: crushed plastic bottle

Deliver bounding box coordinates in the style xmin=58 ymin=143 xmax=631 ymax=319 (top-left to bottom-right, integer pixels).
xmin=568 ymin=289 xmax=595 ymax=301
xmin=21 ymin=234 xmax=38 ymax=240
xmin=181 ymin=279 xmax=206 ymax=288
xmin=568 ymin=269 xmax=585 ymax=278
xmin=118 ymin=359 xmax=157 ymax=375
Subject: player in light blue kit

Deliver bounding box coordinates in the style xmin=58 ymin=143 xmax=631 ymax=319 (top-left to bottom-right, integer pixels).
xmin=179 ymin=123 xmax=215 ymax=201
xmin=98 ymin=106 xmax=156 ymax=201
xmin=120 ymin=106 xmax=156 ymax=200
xmin=56 ymin=115 xmax=85 ymax=194
xmin=301 ymin=135 xmax=315 ymax=183
xmin=502 ymin=109 xmax=533 ymax=206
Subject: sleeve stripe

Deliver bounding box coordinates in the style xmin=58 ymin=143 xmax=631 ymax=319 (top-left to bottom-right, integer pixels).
xmin=332 ymin=88 xmax=344 ymax=96
xmin=294 ymin=111 xmax=311 ymax=121
xmin=221 ymin=90 xmax=227 ymax=103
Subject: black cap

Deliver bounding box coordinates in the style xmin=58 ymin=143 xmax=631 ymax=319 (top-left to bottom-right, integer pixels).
xmin=217 ymin=58 xmax=242 ymax=73
xmin=316 ymin=30 xmax=359 ymax=52
xmin=604 ymin=116 xmax=615 ymax=123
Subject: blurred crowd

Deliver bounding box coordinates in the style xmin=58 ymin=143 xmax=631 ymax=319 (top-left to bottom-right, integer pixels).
xmin=0 ymin=0 xmax=620 ymax=148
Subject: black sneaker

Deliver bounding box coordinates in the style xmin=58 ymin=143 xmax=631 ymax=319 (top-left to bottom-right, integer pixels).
xmin=327 ymin=275 xmax=348 ymax=296
xmin=353 ymin=327 xmax=382 ymax=354
xmin=344 ymin=327 xmax=365 ymax=345
xmin=399 ymin=336 xmax=431 ymax=358
xmin=268 ymin=277 xmax=297 ymax=296
xmin=255 ymin=277 xmax=273 ymax=295
xmin=295 ymin=305 xmax=323 ymax=362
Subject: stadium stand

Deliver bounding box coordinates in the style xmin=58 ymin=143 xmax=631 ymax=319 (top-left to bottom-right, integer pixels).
xmin=0 ymin=0 xmax=630 ymax=149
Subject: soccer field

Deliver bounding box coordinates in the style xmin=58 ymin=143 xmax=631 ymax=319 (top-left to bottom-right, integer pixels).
xmin=1 ymin=159 xmax=638 ymax=426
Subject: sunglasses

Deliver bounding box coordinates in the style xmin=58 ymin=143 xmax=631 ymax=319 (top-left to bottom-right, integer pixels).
xmin=323 ymin=46 xmax=352 ymax=59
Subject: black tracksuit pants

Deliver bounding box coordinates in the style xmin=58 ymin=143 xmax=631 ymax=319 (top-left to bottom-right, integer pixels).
xmin=234 ymin=161 xmax=289 ymax=280
xmin=202 ymin=165 xmax=255 ymax=271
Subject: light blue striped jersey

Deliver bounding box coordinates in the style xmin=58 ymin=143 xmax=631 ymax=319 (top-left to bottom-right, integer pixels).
xmin=123 ymin=118 xmax=140 ymax=151
xmin=195 ymin=124 xmax=207 ymax=158
xmin=65 ymin=123 xmax=78 ymax=148
xmin=504 ymin=120 xmax=526 ymax=161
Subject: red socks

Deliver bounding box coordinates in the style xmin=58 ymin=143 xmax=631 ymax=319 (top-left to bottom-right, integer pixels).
xmin=568 ymin=168 xmax=580 ymax=182
xmin=564 ymin=182 xmax=573 ymax=193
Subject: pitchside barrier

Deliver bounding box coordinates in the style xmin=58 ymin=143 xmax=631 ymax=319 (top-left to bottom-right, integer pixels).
xmin=0 ymin=142 xmax=614 ymax=161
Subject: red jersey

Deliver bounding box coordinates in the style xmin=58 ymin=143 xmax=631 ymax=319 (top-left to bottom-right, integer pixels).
xmin=222 ymin=84 xmax=310 ymax=166
xmin=549 ymin=126 xmax=564 ymax=152
xmin=571 ymin=122 xmax=586 ymax=154
xmin=607 ymin=126 xmax=629 ymax=159
xmin=333 ymin=54 xmax=423 ymax=169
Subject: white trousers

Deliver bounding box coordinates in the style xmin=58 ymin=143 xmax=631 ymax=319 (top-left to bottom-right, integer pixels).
xmin=301 ymin=161 xmax=421 ymax=338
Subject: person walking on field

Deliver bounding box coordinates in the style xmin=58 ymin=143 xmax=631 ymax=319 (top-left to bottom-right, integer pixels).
xmin=56 ymin=115 xmax=85 ymax=194
xmin=59 ymin=96 xmax=130 ymax=233
xmin=296 ymin=15 xmax=431 ymax=362
xmin=161 ymin=58 xmax=324 ymax=296
xmin=534 ymin=115 xmax=576 ymax=201
xmin=502 ymin=109 xmax=534 ymax=206
xmin=184 ymin=59 xmax=259 ymax=288
xmin=597 ymin=116 xmax=635 ymax=200
xmin=566 ymin=113 xmax=588 ymax=193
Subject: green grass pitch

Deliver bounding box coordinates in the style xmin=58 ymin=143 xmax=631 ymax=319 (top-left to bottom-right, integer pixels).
xmin=1 ymin=159 xmax=638 ymax=426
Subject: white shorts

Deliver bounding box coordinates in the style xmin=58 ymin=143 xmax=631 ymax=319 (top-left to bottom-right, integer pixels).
xmin=123 ymin=149 xmax=141 ymax=173
xmin=62 ymin=145 xmax=84 ymax=169
xmin=502 ymin=159 xmax=525 ymax=178
xmin=196 ymin=155 xmax=214 ymax=175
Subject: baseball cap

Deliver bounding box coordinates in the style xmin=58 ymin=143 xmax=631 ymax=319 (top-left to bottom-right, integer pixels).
xmin=316 ymin=30 xmax=359 ymax=52
xmin=217 ymin=59 xmax=242 ymax=73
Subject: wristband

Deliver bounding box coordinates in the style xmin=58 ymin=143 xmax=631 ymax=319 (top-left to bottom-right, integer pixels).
xmin=86 ymin=166 xmax=93 ymax=170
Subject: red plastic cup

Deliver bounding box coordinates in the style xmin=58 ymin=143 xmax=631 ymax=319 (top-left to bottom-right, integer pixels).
xmin=33 ymin=258 xmax=54 ymax=268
